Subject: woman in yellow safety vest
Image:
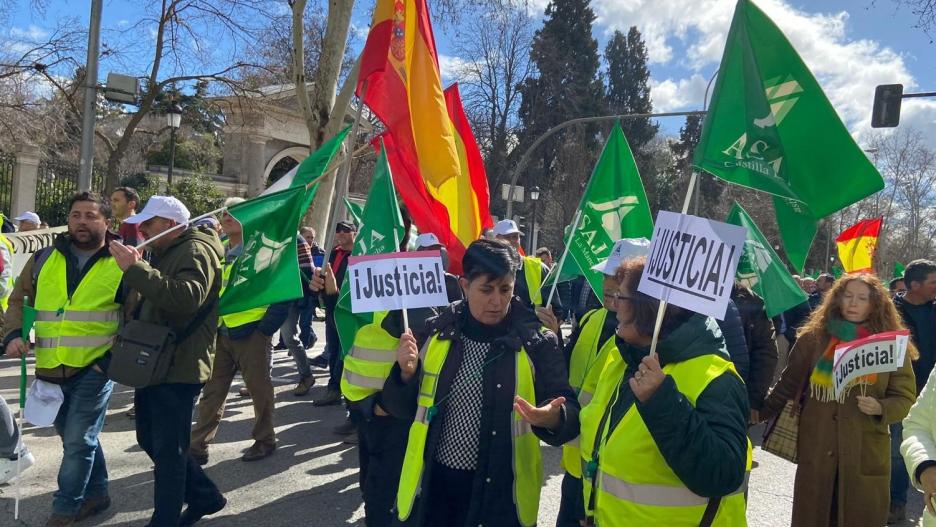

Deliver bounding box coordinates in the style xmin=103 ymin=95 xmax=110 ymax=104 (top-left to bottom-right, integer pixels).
xmin=579 ymin=256 xmax=751 ymax=527
xmin=381 ymin=238 xmax=580 ymax=527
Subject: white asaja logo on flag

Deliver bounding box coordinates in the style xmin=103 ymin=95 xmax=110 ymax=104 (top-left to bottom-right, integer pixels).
xmin=585 ymin=196 xmax=640 ymax=241
xmin=233 ymin=233 xmax=291 ymax=286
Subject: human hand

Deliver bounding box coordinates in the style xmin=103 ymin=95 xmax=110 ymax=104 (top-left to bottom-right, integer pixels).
xmin=108 ymin=241 xmax=141 ymax=271
xmin=920 ymin=465 xmax=936 ymax=516
xmin=397 ymin=330 xmax=418 ymax=383
xmin=4 ymin=338 xmax=28 ymax=358
xmin=856 ymin=395 xmax=883 ymax=416
xmin=309 ymin=267 xmax=325 ymax=292
xmin=514 ymin=395 xmax=565 ymax=431
xmin=323 ymin=263 xmax=338 ymax=295
xmin=629 ymin=355 xmax=666 ymax=403
xmin=535 ymin=305 xmax=560 ymax=334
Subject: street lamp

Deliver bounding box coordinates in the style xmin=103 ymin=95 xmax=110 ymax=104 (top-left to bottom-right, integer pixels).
xmin=166 ymin=103 xmax=183 ymax=192
xmin=529 ymin=186 xmax=540 ymax=253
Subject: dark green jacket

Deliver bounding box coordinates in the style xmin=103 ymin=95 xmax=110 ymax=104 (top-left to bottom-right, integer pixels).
xmin=123 ymin=227 xmax=223 ymax=384
xmin=602 ymin=314 xmax=749 ymax=498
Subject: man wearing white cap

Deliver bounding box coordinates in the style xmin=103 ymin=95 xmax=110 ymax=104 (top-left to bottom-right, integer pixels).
xmin=553 ymin=238 xmax=649 ymax=526
xmin=414 ymin=233 xmax=463 ymax=303
xmin=108 ymin=196 xmax=227 ymax=526
xmin=492 ymin=219 xmax=557 ymax=313
xmin=14 ymin=211 xmax=41 ymax=232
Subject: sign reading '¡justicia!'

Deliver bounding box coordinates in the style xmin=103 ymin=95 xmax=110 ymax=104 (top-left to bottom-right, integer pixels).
xmin=348 ymin=250 xmax=452 ymax=314
xmin=832 ymin=330 xmax=909 ymax=398
xmin=638 ymin=211 xmax=747 ymax=320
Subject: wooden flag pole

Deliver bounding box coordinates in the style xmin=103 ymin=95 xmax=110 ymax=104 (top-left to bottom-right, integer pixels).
xmin=544 ymin=210 xmax=583 ymax=309
xmin=648 ymin=172 xmax=699 ymax=358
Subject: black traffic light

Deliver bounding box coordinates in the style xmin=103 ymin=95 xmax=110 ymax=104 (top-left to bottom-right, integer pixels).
xmin=871 ymin=84 xmax=903 ymax=128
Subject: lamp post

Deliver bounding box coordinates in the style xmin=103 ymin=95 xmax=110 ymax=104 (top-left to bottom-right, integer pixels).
xmin=529 ymin=185 xmax=540 ymax=254
xmin=166 ymin=103 xmax=183 ymax=193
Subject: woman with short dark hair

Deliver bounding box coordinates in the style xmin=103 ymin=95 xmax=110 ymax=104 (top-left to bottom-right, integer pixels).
xmin=381 ymin=238 xmax=580 ymax=527
xmin=579 ymin=256 xmax=750 ymax=526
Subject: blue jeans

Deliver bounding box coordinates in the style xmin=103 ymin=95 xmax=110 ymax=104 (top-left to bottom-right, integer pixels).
xmin=891 ymin=421 xmax=910 ymax=506
xmin=299 ymin=300 xmax=318 ymax=349
xmin=281 ymin=303 xmax=311 ymax=379
xmin=52 ymin=367 xmax=113 ymax=516
xmin=135 ymin=383 xmax=222 ymax=527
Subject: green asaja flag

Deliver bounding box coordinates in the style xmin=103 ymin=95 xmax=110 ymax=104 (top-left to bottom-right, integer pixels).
xmin=726 ymin=203 xmax=807 ymax=317
xmin=344 ymin=197 xmax=364 ymax=227
xmin=335 ymin=144 xmax=406 ymax=357
xmin=563 ymin=123 xmax=653 ymax=301
xmin=694 ymin=0 xmax=884 ymax=272
xmin=894 ymin=261 xmax=906 ymax=279
xmin=219 ymin=186 xmax=310 ymax=316
xmin=219 ymin=129 xmax=347 ymax=315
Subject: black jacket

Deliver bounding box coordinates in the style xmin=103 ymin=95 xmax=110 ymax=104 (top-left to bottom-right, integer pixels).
xmin=782 ymin=301 xmax=811 ymax=344
xmin=894 ymin=294 xmax=936 ymax=393
xmin=731 ymin=287 xmax=778 ymax=410
xmin=382 ymin=299 xmax=580 ymax=527
xmin=715 ymin=299 xmax=749 ymax=385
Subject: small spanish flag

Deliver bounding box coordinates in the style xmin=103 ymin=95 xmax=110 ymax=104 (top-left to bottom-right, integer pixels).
xmin=836 ymin=218 xmax=883 ymax=273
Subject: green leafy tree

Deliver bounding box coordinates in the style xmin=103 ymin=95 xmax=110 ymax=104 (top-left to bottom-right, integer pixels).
xmin=167 ymin=174 xmax=225 ymax=216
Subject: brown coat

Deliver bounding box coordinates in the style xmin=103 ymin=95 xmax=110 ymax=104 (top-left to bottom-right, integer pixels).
xmin=763 ymin=331 xmax=916 ymax=527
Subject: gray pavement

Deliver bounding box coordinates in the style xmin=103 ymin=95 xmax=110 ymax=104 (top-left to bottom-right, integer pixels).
xmin=0 ymin=321 xmax=926 ymax=526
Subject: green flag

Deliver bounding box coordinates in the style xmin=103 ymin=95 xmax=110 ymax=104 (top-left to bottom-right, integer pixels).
xmin=832 ymin=265 xmax=844 ymax=279
xmin=563 ymin=123 xmax=653 ymax=301
xmin=344 ymin=197 xmax=364 ymax=227
xmin=21 ymin=302 xmax=37 ymax=406
xmin=219 ymin=186 xmax=310 ymax=315
xmin=894 ymin=261 xmax=906 ymax=279
xmin=335 ymin=144 xmax=406 ymax=357
xmin=694 ymin=0 xmax=884 ymax=272
xmin=292 ymin=126 xmax=351 ymax=189
xmin=726 ymin=203 xmax=807 ymax=317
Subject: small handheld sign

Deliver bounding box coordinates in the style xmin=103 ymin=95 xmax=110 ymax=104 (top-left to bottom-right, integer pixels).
xmin=348 ymin=250 xmax=451 ymax=313
xmin=832 ymin=330 xmax=909 ymax=398
xmin=638 ymin=211 xmax=746 ymax=320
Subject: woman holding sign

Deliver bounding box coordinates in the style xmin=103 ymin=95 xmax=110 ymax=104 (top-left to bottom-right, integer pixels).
xmin=381 ymin=239 xmax=579 ymax=527
xmin=763 ymin=274 xmax=916 ymax=527
xmin=578 ymin=256 xmax=751 ymax=527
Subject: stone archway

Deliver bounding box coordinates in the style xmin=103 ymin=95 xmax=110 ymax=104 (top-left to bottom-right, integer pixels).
xmin=264 ymin=146 xmax=307 ymax=187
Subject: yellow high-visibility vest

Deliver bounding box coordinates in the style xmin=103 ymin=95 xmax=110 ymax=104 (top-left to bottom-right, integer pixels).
xmin=340 ymin=311 xmax=396 ymax=402
xmin=218 ymin=260 xmax=267 ymax=329
xmin=33 ymin=250 xmax=122 ymax=369
xmin=0 ymin=234 xmax=14 ymax=312
xmin=580 ymin=350 xmax=752 ymax=526
xmin=396 ymin=334 xmax=543 ymax=526
xmin=523 ymin=256 xmax=543 ymax=306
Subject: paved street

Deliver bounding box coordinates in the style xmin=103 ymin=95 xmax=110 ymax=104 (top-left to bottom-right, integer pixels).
xmin=0 ymin=321 xmax=926 ymax=526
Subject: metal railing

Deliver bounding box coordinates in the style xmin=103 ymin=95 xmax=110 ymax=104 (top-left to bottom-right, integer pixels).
xmin=36 ymin=158 xmax=104 ymax=227
xmin=0 ymin=151 xmax=14 ymax=217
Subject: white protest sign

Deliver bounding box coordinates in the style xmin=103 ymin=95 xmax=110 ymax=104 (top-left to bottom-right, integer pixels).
xmin=6 ymin=227 xmax=67 ymax=277
xmin=348 ymin=250 xmax=450 ymax=313
xmin=832 ymin=330 xmax=910 ymax=398
xmin=638 ymin=211 xmax=746 ymax=320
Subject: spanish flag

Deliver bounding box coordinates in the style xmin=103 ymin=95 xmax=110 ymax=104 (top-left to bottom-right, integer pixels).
xmin=836 ymin=218 xmax=882 ymax=273
xmin=357 ymin=0 xmax=492 ymax=272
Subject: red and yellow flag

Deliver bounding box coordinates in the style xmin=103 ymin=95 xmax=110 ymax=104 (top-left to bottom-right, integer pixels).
xmin=357 ymin=0 xmax=493 ymax=271
xmin=836 ymin=218 xmax=882 ymax=273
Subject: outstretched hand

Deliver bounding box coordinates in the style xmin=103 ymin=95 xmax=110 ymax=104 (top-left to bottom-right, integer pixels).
xmin=514 ymin=395 xmax=565 ymax=431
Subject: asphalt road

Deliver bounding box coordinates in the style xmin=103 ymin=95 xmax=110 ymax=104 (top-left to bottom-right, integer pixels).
xmin=0 ymin=321 xmax=926 ymax=526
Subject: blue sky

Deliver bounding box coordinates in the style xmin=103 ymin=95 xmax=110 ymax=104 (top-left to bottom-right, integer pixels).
xmin=7 ymin=0 xmax=935 ymax=145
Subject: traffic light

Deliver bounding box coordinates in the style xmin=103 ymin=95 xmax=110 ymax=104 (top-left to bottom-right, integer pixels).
xmin=871 ymin=84 xmax=903 ymax=128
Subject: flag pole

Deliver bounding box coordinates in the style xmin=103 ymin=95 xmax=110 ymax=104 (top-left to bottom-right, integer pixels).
xmin=393 ymin=228 xmax=410 ymax=333
xmin=15 ymin=296 xmax=30 ymax=520
xmin=545 ymin=210 xmax=583 ymax=308
xmin=323 ymin=81 xmax=369 ymax=261
xmin=648 ymin=171 xmax=699 ymax=358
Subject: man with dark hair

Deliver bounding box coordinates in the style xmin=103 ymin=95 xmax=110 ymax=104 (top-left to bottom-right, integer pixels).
xmin=889 ymin=258 xmax=936 ymax=522
xmin=890 ymin=277 xmax=907 ymax=296
xmin=535 ymin=247 xmax=554 ymax=268
xmin=807 ymin=273 xmax=834 ymax=310
xmin=109 ymin=196 xmax=226 ymax=526
xmin=3 ymin=191 xmax=121 ymax=526
xmin=111 ymin=186 xmax=142 ymax=246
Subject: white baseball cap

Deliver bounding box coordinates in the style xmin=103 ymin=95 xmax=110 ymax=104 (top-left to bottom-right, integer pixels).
xmin=124 ymin=196 xmax=191 ymax=225
xmin=591 ymin=238 xmax=652 ymax=276
xmin=415 ymin=233 xmax=442 ymax=248
xmin=493 ymin=219 xmax=522 ymax=237
xmin=14 ymin=211 xmax=40 ymax=224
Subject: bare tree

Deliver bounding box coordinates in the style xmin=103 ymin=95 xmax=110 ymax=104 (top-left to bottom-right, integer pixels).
xmin=892 ymin=0 xmax=936 ymax=39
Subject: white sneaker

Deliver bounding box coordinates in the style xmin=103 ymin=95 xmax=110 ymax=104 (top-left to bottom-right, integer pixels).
xmin=0 ymin=448 xmax=35 ymax=485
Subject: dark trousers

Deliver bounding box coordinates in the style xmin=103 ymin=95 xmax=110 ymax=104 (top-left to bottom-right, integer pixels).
xmin=891 ymin=421 xmax=909 ymax=506
xmin=299 ymin=300 xmax=318 ymax=348
xmin=325 ymin=314 xmax=343 ymax=391
xmin=136 ymin=383 xmax=222 ymax=527
xmin=351 ymin=408 xmax=409 ymax=527
xmin=556 ymin=471 xmax=585 ymax=527
xmin=426 ymin=461 xmax=475 ymax=527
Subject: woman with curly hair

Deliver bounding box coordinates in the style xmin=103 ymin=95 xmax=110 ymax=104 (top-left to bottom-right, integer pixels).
xmin=763 ymin=273 xmax=917 ymax=527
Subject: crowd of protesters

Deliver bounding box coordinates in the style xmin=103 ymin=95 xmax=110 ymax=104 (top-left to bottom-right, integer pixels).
xmin=1 ymin=192 xmax=936 ymax=527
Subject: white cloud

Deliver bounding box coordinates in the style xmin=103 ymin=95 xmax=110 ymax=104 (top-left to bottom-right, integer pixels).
xmin=9 ymin=25 xmax=49 ymax=42
xmin=437 ymin=54 xmax=468 ymax=85
xmin=588 ymin=0 xmax=933 ymax=145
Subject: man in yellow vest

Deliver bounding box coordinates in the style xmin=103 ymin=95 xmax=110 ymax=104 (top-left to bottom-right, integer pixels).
xmin=3 ymin=192 xmax=123 ymax=527
xmin=555 ymin=238 xmax=649 ymax=527
xmin=493 ymin=219 xmax=555 ymax=310
xmin=0 ymin=231 xmax=13 ymax=312
xmin=189 ymin=199 xmax=290 ymax=465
